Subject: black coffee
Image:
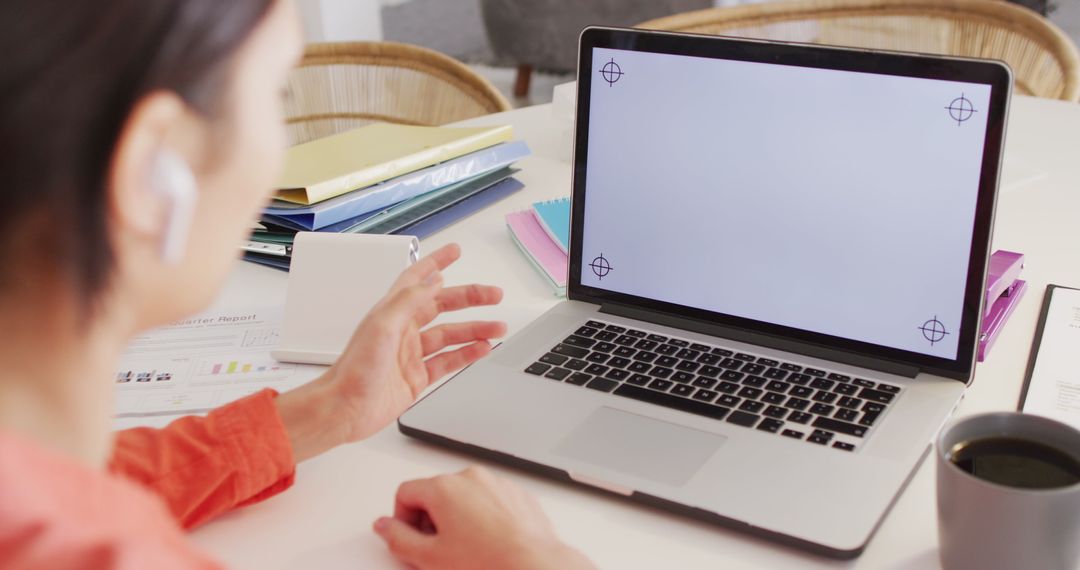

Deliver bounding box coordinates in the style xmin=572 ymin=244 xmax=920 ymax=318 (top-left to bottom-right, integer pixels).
xmin=948 ymin=437 xmax=1080 ymax=490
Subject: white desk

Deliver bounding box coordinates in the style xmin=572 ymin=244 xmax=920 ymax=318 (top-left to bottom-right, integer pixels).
xmin=174 ymin=96 xmax=1079 ymax=569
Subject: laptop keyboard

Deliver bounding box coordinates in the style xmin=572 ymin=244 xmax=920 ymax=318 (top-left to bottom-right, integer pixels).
xmin=523 ymin=320 xmax=902 ymax=452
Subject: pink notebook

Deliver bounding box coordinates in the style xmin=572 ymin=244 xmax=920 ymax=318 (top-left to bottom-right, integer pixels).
xmin=506 ymin=210 xmax=567 ymax=295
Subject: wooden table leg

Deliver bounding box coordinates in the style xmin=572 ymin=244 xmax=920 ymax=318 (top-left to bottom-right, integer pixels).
xmin=514 ymin=64 xmax=533 ymax=98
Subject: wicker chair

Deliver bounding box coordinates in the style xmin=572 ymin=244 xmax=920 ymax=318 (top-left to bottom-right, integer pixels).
xmin=285 ymin=42 xmax=513 ymax=146
xmin=638 ymin=0 xmax=1080 ymax=101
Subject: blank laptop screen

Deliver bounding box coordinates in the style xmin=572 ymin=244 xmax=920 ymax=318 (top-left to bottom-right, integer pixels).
xmin=579 ymin=46 xmax=993 ymax=360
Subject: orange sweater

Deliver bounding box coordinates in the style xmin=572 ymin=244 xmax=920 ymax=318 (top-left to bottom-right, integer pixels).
xmin=0 ymin=389 xmax=295 ymax=569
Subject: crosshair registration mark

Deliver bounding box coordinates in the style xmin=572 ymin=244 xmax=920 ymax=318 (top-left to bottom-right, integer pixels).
xmin=600 ymin=59 xmax=623 ymax=86
xmin=589 ymin=254 xmax=612 ymax=280
xmin=946 ymin=94 xmax=977 ymax=126
xmin=918 ymin=316 xmax=950 ymax=347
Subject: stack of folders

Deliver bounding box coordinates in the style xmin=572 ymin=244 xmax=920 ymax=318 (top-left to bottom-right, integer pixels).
xmin=243 ymin=123 xmax=531 ymax=270
xmin=506 ymin=197 xmax=570 ymax=296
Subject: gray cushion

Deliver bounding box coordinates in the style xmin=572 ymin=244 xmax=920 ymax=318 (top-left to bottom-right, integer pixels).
xmin=481 ymin=0 xmax=713 ymax=71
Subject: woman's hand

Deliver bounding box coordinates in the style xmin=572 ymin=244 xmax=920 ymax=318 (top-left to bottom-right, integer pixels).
xmin=373 ymin=467 xmax=595 ymax=570
xmin=275 ymin=244 xmax=506 ymax=461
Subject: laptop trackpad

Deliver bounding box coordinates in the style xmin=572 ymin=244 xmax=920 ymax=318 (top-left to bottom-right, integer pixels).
xmin=553 ymin=406 xmax=726 ymax=487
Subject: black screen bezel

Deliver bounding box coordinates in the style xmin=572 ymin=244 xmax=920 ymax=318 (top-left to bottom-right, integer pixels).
xmin=568 ymin=27 xmax=1011 ymax=380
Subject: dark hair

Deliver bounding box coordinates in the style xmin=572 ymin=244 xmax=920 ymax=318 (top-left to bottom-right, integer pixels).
xmin=0 ymin=0 xmax=275 ymax=309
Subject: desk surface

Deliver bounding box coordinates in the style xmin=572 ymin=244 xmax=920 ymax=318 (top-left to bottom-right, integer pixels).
xmin=135 ymin=95 xmax=1079 ymax=569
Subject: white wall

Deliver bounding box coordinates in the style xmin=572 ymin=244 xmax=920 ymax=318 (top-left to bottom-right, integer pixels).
xmin=296 ymin=0 xmax=325 ymax=41
xmin=1053 ymin=2 xmax=1080 ymax=50
xmin=296 ymin=0 xmax=383 ymax=42
xmin=297 ymin=0 xmax=760 ymax=43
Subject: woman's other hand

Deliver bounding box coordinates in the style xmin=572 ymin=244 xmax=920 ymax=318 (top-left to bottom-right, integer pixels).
xmin=374 ymin=467 xmax=595 ymax=570
xmin=275 ymin=244 xmax=505 ymax=460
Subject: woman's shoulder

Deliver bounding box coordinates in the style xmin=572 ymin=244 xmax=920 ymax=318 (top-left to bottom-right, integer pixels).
xmin=0 ymin=432 xmax=221 ymax=570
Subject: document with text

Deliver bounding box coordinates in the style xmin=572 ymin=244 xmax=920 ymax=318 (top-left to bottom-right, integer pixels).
xmin=1021 ymin=286 xmax=1080 ymax=430
xmin=114 ymin=306 xmax=324 ymax=417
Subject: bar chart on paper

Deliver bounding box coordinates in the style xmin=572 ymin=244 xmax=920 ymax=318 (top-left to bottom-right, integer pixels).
xmin=198 ymin=358 xmax=293 ymax=377
xmin=114 ymin=306 xmax=324 ymax=417
xmin=241 ymin=328 xmax=280 ymax=348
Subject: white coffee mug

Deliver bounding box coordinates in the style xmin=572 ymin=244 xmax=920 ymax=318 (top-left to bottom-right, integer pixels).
xmin=936 ymin=412 xmax=1080 ymax=570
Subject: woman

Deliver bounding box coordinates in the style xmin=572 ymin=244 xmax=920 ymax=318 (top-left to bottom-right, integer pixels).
xmin=0 ymin=0 xmax=594 ymax=568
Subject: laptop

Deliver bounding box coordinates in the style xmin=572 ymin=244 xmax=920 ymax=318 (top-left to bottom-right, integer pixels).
xmin=400 ymin=27 xmax=1011 ymax=558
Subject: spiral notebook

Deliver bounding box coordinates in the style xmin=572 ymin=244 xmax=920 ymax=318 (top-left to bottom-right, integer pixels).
xmin=530 ymin=197 xmax=570 ymax=254
xmin=506 ymin=210 xmax=567 ymax=296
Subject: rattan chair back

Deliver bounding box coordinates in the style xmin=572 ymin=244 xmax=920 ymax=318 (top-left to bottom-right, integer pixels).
xmin=286 ymin=42 xmax=512 ymax=145
xmin=638 ymin=0 xmax=1080 ymax=101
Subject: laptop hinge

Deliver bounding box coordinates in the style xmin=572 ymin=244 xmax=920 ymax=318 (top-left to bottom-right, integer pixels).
xmin=600 ymin=303 xmax=920 ymax=379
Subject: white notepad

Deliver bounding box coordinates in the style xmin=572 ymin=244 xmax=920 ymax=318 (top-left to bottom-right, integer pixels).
xmin=272 ymin=233 xmax=419 ymax=365
xmin=1020 ymin=285 xmax=1080 ymax=430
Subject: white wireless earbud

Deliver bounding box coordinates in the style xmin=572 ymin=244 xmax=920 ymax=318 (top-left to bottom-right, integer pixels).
xmin=151 ymin=150 xmax=198 ymax=264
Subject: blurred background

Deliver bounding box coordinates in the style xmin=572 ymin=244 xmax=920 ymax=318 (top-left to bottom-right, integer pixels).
xmin=295 ymin=0 xmax=1078 ymax=106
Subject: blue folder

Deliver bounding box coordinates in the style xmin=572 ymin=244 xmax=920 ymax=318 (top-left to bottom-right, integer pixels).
xmin=263 ymin=141 xmax=530 ymax=230
xmin=246 ymin=175 xmax=525 ymax=271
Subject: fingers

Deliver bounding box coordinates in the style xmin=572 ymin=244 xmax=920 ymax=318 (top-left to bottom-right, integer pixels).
xmin=424 ymin=341 xmax=494 ymax=380
xmin=373 ymin=517 xmax=433 ymax=567
xmin=393 ymin=244 xmax=461 ymax=290
xmin=409 ymin=284 xmax=504 ymax=329
xmin=377 ymin=468 xmax=580 ymax=570
xmin=374 ymin=276 xmax=444 ymax=334
xmin=420 ymin=321 xmax=506 ymax=355
xmin=376 ymin=473 xmax=463 ymax=565
xmin=390 ymin=468 xmax=487 ymax=526
xmin=422 ymin=243 xmax=461 ymax=272
xmin=436 ymin=284 xmax=504 ymax=313
xmin=393 ymin=477 xmax=442 ymax=523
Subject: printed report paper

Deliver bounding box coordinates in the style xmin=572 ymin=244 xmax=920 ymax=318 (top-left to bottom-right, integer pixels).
xmin=113 ymin=306 xmax=324 ymax=417
xmin=1022 ymin=286 xmax=1080 ymax=430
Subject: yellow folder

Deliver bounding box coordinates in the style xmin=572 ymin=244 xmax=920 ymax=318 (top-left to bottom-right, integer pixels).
xmin=276 ymin=123 xmax=513 ymax=205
